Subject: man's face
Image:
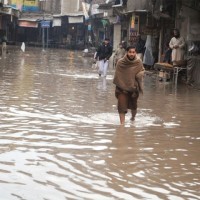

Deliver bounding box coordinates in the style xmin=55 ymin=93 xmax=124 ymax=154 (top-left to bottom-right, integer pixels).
xmin=174 ymin=30 xmax=178 ymax=37
xmin=104 ymin=40 xmax=109 ymax=45
xmin=127 ymin=48 xmax=136 ymax=60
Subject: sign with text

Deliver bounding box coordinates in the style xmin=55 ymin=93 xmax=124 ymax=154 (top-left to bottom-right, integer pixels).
xmin=11 ymin=0 xmax=39 ymax=11
xmin=41 ymin=20 xmax=51 ymax=28
xmin=19 ymin=21 xmax=38 ymax=28
xmin=0 ymin=7 xmax=12 ymax=15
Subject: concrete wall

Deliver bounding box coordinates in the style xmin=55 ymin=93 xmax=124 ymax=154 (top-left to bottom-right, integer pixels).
xmin=61 ymin=0 xmax=80 ymax=14
xmin=113 ymin=24 xmax=121 ymax=50
xmin=45 ymin=0 xmax=61 ymax=14
xmin=178 ymin=6 xmax=200 ymax=41
xmin=127 ymin=0 xmax=151 ymax=11
xmin=44 ymin=0 xmax=61 ymax=14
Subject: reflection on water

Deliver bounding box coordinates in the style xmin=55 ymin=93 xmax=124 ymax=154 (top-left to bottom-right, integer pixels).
xmin=0 ymin=47 xmax=199 ymax=200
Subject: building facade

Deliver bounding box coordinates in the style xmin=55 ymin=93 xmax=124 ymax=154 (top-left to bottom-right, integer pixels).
xmin=0 ymin=0 xmax=20 ymax=42
xmin=4 ymin=0 xmax=85 ymax=49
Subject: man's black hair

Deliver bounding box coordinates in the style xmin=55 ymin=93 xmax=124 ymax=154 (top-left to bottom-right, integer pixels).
xmin=104 ymin=38 xmax=110 ymax=41
xmin=173 ymin=28 xmax=180 ymax=38
xmin=126 ymin=46 xmax=136 ymax=52
xmin=173 ymin=28 xmax=180 ymax=33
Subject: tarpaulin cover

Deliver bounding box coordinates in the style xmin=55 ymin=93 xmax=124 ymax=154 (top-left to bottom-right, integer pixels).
xmin=187 ymin=56 xmax=200 ymax=89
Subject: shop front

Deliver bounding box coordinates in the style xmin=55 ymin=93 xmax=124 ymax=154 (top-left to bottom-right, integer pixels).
xmin=179 ymin=1 xmax=200 ymax=88
xmin=0 ymin=5 xmax=20 ymax=43
xmin=17 ymin=19 xmax=40 ymax=45
xmin=67 ymin=15 xmax=85 ymax=50
xmin=58 ymin=15 xmax=85 ymax=50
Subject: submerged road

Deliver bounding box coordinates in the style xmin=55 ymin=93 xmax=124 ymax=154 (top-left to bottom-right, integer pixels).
xmin=0 ymin=47 xmax=199 ymax=200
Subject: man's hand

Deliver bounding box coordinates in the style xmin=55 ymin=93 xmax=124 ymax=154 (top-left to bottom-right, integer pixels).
xmin=174 ymin=45 xmax=179 ymax=49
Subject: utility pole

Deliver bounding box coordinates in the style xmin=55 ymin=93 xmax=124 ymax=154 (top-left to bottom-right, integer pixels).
xmin=42 ymin=0 xmax=46 ymax=51
xmin=41 ymin=0 xmax=50 ymax=51
xmin=84 ymin=0 xmax=93 ymax=48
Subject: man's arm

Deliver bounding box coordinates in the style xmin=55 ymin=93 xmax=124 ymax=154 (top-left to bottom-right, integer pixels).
xmin=169 ymin=38 xmax=174 ymax=49
xmin=95 ymin=45 xmax=102 ymax=59
xmin=179 ymin=37 xmax=185 ymax=49
xmin=136 ymin=70 xmax=145 ymax=94
xmin=107 ymin=46 xmax=113 ymax=60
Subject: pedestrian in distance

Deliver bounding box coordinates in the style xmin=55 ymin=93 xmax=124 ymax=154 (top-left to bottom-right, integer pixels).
xmin=21 ymin=42 xmax=25 ymax=52
xmin=143 ymin=35 xmax=155 ymax=69
xmin=95 ymin=38 xmax=113 ymax=77
xmin=1 ymin=35 xmax=7 ymax=56
xmin=135 ymin=34 xmax=146 ymax=61
xmin=113 ymin=46 xmax=145 ymax=125
xmin=113 ymin=42 xmax=126 ymax=68
xmin=169 ymin=28 xmax=185 ymax=65
xmin=163 ymin=42 xmax=172 ymax=64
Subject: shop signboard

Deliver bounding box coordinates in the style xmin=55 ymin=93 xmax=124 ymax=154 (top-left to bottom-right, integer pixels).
xmin=129 ymin=14 xmax=139 ymax=45
xmin=130 ymin=15 xmax=135 ymax=29
xmin=18 ymin=21 xmax=38 ymax=28
xmin=41 ymin=20 xmax=51 ymax=28
xmin=0 ymin=6 xmax=12 ymax=15
xmin=11 ymin=0 xmax=39 ymax=12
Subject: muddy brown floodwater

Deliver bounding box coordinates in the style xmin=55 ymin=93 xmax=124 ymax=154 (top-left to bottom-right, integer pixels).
xmin=0 ymin=47 xmax=199 ymax=200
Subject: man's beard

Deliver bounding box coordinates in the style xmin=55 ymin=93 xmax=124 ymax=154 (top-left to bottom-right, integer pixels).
xmin=174 ymin=34 xmax=180 ymax=38
xmin=127 ymin=55 xmax=135 ymax=61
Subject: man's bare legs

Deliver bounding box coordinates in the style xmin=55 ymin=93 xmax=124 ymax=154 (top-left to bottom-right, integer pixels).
xmin=119 ymin=109 xmax=136 ymax=124
xmin=117 ymin=91 xmax=138 ymax=124
xmin=117 ymin=92 xmax=127 ymax=125
xmin=119 ymin=113 xmax=125 ymax=125
xmin=130 ymin=109 xmax=137 ymax=121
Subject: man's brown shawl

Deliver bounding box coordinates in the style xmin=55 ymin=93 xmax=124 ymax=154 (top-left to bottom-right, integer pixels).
xmin=113 ymin=55 xmax=145 ymax=92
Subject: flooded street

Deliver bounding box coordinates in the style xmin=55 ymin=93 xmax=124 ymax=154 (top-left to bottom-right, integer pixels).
xmin=0 ymin=47 xmax=199 ymax=200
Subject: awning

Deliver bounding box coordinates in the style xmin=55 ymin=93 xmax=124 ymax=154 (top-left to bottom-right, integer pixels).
xmin=19 ymin=13 xmax=53 ymax=22
xmin=121 ymin=10 xmax=148 ymax=14
xmin=18 ymin=20 xmax=38 ymax=28
xmin=53 ymin=18 xmax=61 ymax=27
xmin=0 ymin=5 xmax=20 ymax=17
xmin=68 ymin=16 xmax=84 ymax=23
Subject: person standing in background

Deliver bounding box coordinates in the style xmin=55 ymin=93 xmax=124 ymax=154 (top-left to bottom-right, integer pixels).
xmin=1 ymin=35 xmax=7 ymax=55
xmin=163 ymin=42 xmax=172 ymax=64
xmin=143 ymin=35 xmax=155 ymax=69
xmin=135 ymin=34 xmax=146 ymax=61
xmin=169 ymin=29 xmax=185 ymax=65
xmin=95 ymin=38 xmax=113 ymax=77
xmin=113 ymin=42 xmax=126 ymax=68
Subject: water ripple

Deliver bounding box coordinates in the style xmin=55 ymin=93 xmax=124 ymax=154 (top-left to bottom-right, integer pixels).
xmin=0 ymin=48 xmax=199 ymax=199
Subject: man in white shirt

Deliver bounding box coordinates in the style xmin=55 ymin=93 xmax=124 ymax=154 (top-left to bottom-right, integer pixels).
xmin=169 ymin=29 xmax=185 ymax=65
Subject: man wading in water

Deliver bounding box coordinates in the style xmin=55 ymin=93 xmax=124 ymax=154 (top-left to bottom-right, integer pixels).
xmin=95 ymin=38 xmax=113 ymax=77
xmin=113 ymin=46 xmax=145 ymax=125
